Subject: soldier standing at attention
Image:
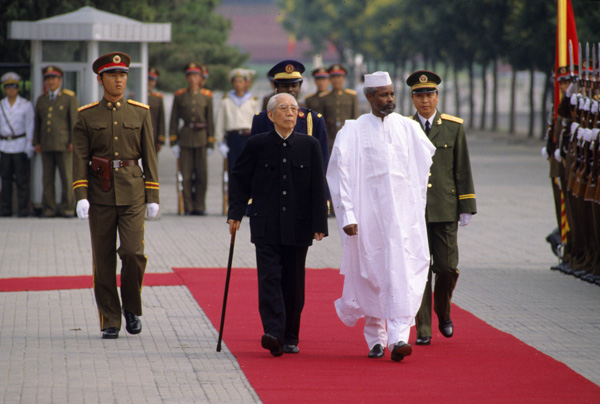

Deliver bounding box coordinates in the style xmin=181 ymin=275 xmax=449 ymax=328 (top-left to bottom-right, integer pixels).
xmin=304 ymin=67 xmax=330 ymax=113
xmin=169 ymin=62 xmax=215 ymax=215
xmin=72 ymin=52 xmax=160 ymax=339
xmin=406 ymin=70 xmax=476 ymax=346
xmin=33 ymin=65 xmax=79 ymax=218
xmin=0 ymin=72 xmax=34 ymax=217
xmin=319 ymin=64 xmax=359 ymax=154
xmin=147 ymin=67 xmax=165 ymax=154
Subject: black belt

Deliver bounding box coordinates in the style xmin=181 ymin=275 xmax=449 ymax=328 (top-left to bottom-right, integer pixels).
xmin=227 ymin=129 xmax=251 ymax=136
xmin=0 ymin=133 xmax=25 ymax=140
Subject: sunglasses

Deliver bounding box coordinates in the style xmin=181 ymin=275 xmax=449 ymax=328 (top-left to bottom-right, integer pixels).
xmin=3 ymin=84 xmax=18 ymax=89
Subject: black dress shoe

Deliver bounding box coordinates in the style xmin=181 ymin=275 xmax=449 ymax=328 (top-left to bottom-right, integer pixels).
xmin=391 ymin=341 xmax=412 ymax=362
xmin=102 ymin=327 xmax=119 ymax=339
xmin=368 ymin=344 xmax=384 ymax=358
xmin=415 ymin=336 xmax=431 ymax=346
xmin=261 ymin=333 xmax=283 ymax=357
xmin=283 ymin=344 xmax=300 ymax=354
xmin=439 ymin=318 xmax=453 ymax=338
xmin=123 ymin=310 xmax=142 ymax=335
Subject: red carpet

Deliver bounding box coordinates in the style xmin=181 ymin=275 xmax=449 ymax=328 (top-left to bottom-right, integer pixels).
xmin=174 ymin=267 xmax=600 ymax=404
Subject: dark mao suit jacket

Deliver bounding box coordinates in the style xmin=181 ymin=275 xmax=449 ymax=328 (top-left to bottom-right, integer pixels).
xmin=228 ymin=130 xmax=328 ymax=246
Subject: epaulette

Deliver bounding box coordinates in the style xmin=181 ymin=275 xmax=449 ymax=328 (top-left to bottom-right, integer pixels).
xmin=128 ymin=99 xmax=150 ymax=110
xmin=252 ymin=96 xmax=258 ymax=101
xmin=201 ymin=88 xmax=213 ymax=97
xmin=409 ymin=115 xmax=415 ymax=120
xmin=318 ymin=91 xmax=331 ymax=98
xmin=62 ymin=89 xmax=75 ymax=97
xmin=78 ymin=101 xmax=99 ymax=112
xmin=344 ymin=88 xmax=357 ymax=95
xmin=151 ymin=91 xmax=163 ymax=99
xmin=175 ymin=88 xmax=187 ymax=96
xmin=440 ymin=113 xmax=464 ymax=124
xmin=255 ymin=112 xmax=261 ymax=116
xmin=317 ymin=113 xmax=323 ymax=118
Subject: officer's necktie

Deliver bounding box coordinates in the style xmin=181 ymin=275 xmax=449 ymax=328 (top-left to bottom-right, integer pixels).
xmin=425 ymin=120 xmax=430 ymax=135
xmin=50 ymin=93 xmax=54 ymax=102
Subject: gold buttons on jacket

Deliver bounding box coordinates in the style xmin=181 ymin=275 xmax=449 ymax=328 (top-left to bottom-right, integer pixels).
xmin=428 ymin=184 xmax=432 ymax=188
xmin=114 ymin=121 xmax=118 ymax=126
xmin=115 ymin=152 xmax=119 ymax=156
xmin=107 ymin=102 xmax=112 ymax=107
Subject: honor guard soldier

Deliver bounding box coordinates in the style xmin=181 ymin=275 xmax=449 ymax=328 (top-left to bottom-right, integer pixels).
xmin=250 ymin=60 xmax=329 ymax=166
xmin=72 ymin=52 xmax=160 ymax=339
xmin=304 ymin=67 xmax=330 ymax=113
xmin=318 ymin=64 xmax=359 ymax=154
xmin=169 ymin=62 xmax=215 ymax=215
xmin=147 ymin=67 xmax=165 ymax=154
xmin=0 ymin=72 xmax=34 ymax=217
xmin=406 ymin=70 xmax=477 ymax=346
xmin=33 ymin=65 xmax=79 ymax=218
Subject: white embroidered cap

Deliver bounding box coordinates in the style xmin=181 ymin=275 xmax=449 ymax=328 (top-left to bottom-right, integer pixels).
xmin=364 ymin=71 xmax=392 ymax=88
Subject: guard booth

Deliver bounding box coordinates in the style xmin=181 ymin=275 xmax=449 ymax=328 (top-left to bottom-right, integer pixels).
xmin=8 ymin=6 xmax=170 ymax=214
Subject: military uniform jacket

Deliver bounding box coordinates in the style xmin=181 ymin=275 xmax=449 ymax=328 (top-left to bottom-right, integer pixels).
xmin=304 ymin=92 xmax=324 ymax=114
xmin=33 ymin=89 xmax=78 ymax=151
xmin=319 ymin=89 xmax=359 ymax=136
xmin=228 ymin=130 xmax=328 ymax=246
xmin=413 ymin=111 xmax=476 ymax=222
xmin=250 ymin=107 xmax=329 ymax=166
xmin=148 ymin=91 xmax=165 ymax=147
xmin=72 ymin=98 xmax=159 ymax=206
xmin=169 ymin=88 xmax=214 ymax=148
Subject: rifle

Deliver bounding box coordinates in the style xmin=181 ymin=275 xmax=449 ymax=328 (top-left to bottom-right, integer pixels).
xmin=176 ymin=158 xmax=184 ymax=215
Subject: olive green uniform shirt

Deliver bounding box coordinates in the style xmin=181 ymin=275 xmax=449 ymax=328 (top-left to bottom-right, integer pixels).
xmin=318 ymin=89 xmax=359 ymax=152
xmin=33 ymin=89 xmax=78 ymax=151
xmin=169 ymin=88 xmax=214 ymax=148
xmin=148 ymin=90 xmax=165 ymax=148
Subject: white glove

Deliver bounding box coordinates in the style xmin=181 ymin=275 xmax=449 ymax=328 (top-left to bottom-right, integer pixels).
xmin=592 ymin=101 xmax=599 ymax=115
xmin=583 ymin=97 xmax=591 ymax=112
xmin=146 ymin=203 xmax=159 ymax=218
xmin=26 ymin=144 xmax=35 ymax=159
xmin=570 ymin=94 xmax=579 ymax=106
xmin=541 ymin=146 xmax=548 ymax=159
xmin=76 ymin=199 xmax=90 ymax=220
xmin=459 ymin=213 xmax=472 ymax=227
xmin=171 ymin=144 xmax=180 ymax=159
xmin=217 ymin=141 xmax=229 ymax=158
xmin=554 ymin=148 xmax=562 ymax=162
xmin=566 ymin=82 xmax=575 ymax=98
xmin=207 ymin=147 xmax=214 ymax=156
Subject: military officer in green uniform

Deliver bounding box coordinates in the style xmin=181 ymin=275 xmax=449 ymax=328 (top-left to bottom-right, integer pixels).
xmin=406 ymin=70 xmax=476 ymax=346
xmin=33 ymin=65 xmax=79 ymax=217
xmin=169 ymin=62 xmax=214 ymax=215
xmin=72 ymin=52 xmax=160 ymax=339
xmin=304 ymin=67 xmax=330 ymax=113
xmin=147 ymin=67 xmax=165 ymax=154
xmin=318 ymin=64 xmax=359 ymax=154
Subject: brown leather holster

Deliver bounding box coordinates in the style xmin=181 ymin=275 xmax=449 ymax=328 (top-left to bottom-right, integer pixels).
xmin=91 ymin=156 xmax=111 ymax=192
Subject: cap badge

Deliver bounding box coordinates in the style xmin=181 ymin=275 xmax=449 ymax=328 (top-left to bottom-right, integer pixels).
xmin=190 ymin=63 xmax=196 ymax=68
xmin=419 ymin=74 xmax=428 ymax=83
xmin=48 ymin=66 xmax=54 ymax=72
xmin=285 ymin=64 xmax=294 ymax=73
xmin=113 ymin=55 xmax=121 ymax=64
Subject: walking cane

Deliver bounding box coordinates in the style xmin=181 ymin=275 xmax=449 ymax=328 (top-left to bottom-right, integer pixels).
xmin=216 ymin=228 xmax=236 ymax=352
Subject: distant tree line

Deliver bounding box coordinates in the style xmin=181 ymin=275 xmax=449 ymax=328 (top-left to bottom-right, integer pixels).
xmin=278 ymin=0 xmax=600 ymax=137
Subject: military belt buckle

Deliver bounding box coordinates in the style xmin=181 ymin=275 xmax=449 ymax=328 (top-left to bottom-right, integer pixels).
xmin=111 ymin=160 xmax=122 ymax=169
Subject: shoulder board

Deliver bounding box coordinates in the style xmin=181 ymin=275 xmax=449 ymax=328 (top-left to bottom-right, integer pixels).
xmin=252 ymin=96 xmax=258 ymax=101
xmin=78 ymin=101 xmax=99 ymax=112
xmin=305 ymin=93 xmax=317 ymax=99
xmin=408 ymin=115 xmax=415 ymax=120
xmin=128 ymin=100 xmax=150 ymax=109
xmin=175 ymin=88 xmax=187 ymax=96
xmin=440 ymin=113 xmax=463 ymax=124
xmin=62 ymin=89 xmax=75 ymax=97
xmin=344 ymin=88 xmax=357 ymax=95
xmin=201 ymin=88 xmax=213 ymax=97
xmin=317 ymin=113 xmax=323 ymax=118
xmin=151 ymin=91 xmax=163 ymax=98
xmin=318 ymin=91 xmax=331 ymax=98
xmin=255 ymin=112 xmax=261 ymax=116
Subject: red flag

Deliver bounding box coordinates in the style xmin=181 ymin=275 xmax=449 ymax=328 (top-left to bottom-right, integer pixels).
xmin=555 ymin=0 xmax=579 ymax=117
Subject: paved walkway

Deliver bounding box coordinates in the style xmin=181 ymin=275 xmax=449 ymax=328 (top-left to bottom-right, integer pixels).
xmin=1 ymin=129 xmax=599 ymax=403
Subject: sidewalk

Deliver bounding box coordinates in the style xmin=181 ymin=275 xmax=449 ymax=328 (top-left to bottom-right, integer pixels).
xmin=1 ymin=129 xmax=599 ymax=403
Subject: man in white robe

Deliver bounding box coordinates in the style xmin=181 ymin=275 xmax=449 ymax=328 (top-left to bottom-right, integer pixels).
xmin=326 ymin=71 xmax=435 ymax=361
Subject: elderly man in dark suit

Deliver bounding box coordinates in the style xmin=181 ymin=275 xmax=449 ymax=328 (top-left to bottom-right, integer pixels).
xmin=227 ymin=92 xmax=328 ymax=357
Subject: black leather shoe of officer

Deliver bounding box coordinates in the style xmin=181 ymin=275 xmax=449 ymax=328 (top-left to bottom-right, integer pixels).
xmin=439 ymin=318 xmax=453 ymax=338
xmin=368 ymin=344 xmax=384 ymax=358
xmin=102 ymin=327 xmax=119 ymax=339
xmin=283 ymin=344 xmax=300 ymax=354
xmin=123 ymin=310 xmax=142 ymax=335
xmin=390 ymin=341 xmax=412 ymax=362
xmin=415 ymin=336 xmax=431 ymax=346
xmin=261 ymin=333 xmax=283 ymax=356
